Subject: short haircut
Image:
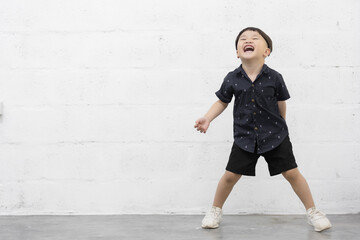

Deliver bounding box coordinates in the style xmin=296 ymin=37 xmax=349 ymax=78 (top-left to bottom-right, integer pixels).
xmin=235 ymin=27 xmax=273 ymax=54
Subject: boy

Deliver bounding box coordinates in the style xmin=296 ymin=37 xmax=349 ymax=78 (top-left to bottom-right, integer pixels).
xmin=194 ymin=27 xmax=332 ymax=232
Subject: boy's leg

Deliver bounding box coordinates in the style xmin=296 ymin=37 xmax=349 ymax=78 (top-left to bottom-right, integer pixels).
xmin=202 ymin=170 xmax=241 ymax=229
xmin=212 ymin=170 xmax=242 ymax=208
xmin=282 ymin=168 xmax=332 ymax=231
xmin=282 ymin=168 xmax=314 ymax=210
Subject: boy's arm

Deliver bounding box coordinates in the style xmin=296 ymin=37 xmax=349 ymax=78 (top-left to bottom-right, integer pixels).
xmin=278 ymin=101 xmax=286 ymax=120
xmin=204 ymin=100 xmax=228 ymax=122
xmin=194 ymin=100 xmax=228 ymax=133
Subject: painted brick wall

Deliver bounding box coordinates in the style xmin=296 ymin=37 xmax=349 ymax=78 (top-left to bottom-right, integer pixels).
xmin=0 ymin=0 xmax=359 ymax=215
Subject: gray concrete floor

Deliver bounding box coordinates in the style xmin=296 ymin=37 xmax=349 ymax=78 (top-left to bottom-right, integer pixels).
xmin=0 ymin=214 xmax=359 ymax=240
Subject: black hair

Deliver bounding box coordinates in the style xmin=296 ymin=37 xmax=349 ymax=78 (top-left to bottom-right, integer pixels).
xmin=235 ymin=27 xmax=273 ymax=54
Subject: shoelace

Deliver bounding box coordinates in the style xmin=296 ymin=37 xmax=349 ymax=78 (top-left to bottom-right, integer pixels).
xmin=309 ymin=209 xmax=326 ymax=221
xmin=207 ymin=208 xmax=221 ymax=219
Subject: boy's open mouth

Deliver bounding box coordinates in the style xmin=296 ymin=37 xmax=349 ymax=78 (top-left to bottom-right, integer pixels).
xmin=243 ymin=45 xmax=254 ymax=52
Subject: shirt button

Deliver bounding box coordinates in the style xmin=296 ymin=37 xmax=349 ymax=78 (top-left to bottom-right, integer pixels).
xmin=251 ymin=99 xmax=255 ymax=102
xmin=253 ymin=112 xmax=256 ymax=115
xmin=254 ymin=127 xmax=258 ymax=130
xmin=251 ymin=84 xmax=255 ymax=87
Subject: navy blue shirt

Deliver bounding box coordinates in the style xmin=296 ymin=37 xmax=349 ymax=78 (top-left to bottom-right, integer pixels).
xmin=215 ymin=64 xmax=291 ymax=154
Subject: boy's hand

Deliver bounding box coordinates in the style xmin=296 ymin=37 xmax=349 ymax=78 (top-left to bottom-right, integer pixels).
xmin=194 ymin=117 xmax=210 ymax=134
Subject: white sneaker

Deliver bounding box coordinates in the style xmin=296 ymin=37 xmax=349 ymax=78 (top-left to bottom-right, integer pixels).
xmin=201 ymin=206 xmax=223 ymax=229
xmin=306 ymin=207 xmax=332 ymax=232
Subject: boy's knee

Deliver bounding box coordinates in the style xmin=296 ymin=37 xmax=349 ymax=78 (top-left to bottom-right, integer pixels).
xmin=282 ymin=168 xmax=299 ymax=181
xmin=224 ymin=170 xmax=242 ymax=183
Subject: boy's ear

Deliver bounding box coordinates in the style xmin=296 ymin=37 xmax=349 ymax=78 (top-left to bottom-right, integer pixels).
xmin=264 ymin=48 xmax=271 ymax=57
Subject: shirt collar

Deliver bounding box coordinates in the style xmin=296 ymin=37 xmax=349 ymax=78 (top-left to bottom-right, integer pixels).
xmin=236 ymin=63 xmax=269 ymax=77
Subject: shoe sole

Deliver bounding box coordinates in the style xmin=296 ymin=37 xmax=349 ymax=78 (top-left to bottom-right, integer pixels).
xmin=307 ymin=220 xmax=332 ymax=232
xmin=201 ymin=224 xmax=219 ymax=229
xmin=315 ymin=224 xmax=332 ymax=232
xmin=201 ymin=219 xmax=221 ymax=229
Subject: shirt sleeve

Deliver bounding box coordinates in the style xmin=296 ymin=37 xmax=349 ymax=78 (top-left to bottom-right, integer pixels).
xmin=275 ymin=74 xmax=290 ymax=101
xmin=215 ymin=75 xmax=233 ymax=103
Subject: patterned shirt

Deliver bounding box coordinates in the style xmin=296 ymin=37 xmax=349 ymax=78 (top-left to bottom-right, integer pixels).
xmin=215 ymin=64 xmax=291 ymax=154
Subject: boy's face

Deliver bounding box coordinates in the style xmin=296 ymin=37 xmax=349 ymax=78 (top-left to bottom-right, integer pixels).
xmin=236 ymin=30 xmax=271 ymax=61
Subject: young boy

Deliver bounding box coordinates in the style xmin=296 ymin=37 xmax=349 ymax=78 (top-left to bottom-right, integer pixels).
xmin=194 ymin=27 xmax=332 ymax=232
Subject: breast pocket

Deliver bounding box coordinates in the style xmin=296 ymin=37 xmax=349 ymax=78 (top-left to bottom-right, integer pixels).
xmin=262 ymin=86 xmax=275 ymax=97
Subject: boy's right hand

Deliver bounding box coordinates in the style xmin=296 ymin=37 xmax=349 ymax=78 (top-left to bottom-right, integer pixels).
xmin=194 ymin=117 xmax=210 ymax=134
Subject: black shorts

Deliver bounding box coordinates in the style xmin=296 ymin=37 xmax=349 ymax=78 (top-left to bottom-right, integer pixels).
xmin=226 ymin=135 xmax=298 ymax=176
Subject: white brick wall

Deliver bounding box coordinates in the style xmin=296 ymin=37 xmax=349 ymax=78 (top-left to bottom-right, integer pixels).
xmin=0 ymin=0 xmax=359 ymax=215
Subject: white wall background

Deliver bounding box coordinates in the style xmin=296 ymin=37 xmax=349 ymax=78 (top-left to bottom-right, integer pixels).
xmin=0 ymin=0 xmax=359 ymax=215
